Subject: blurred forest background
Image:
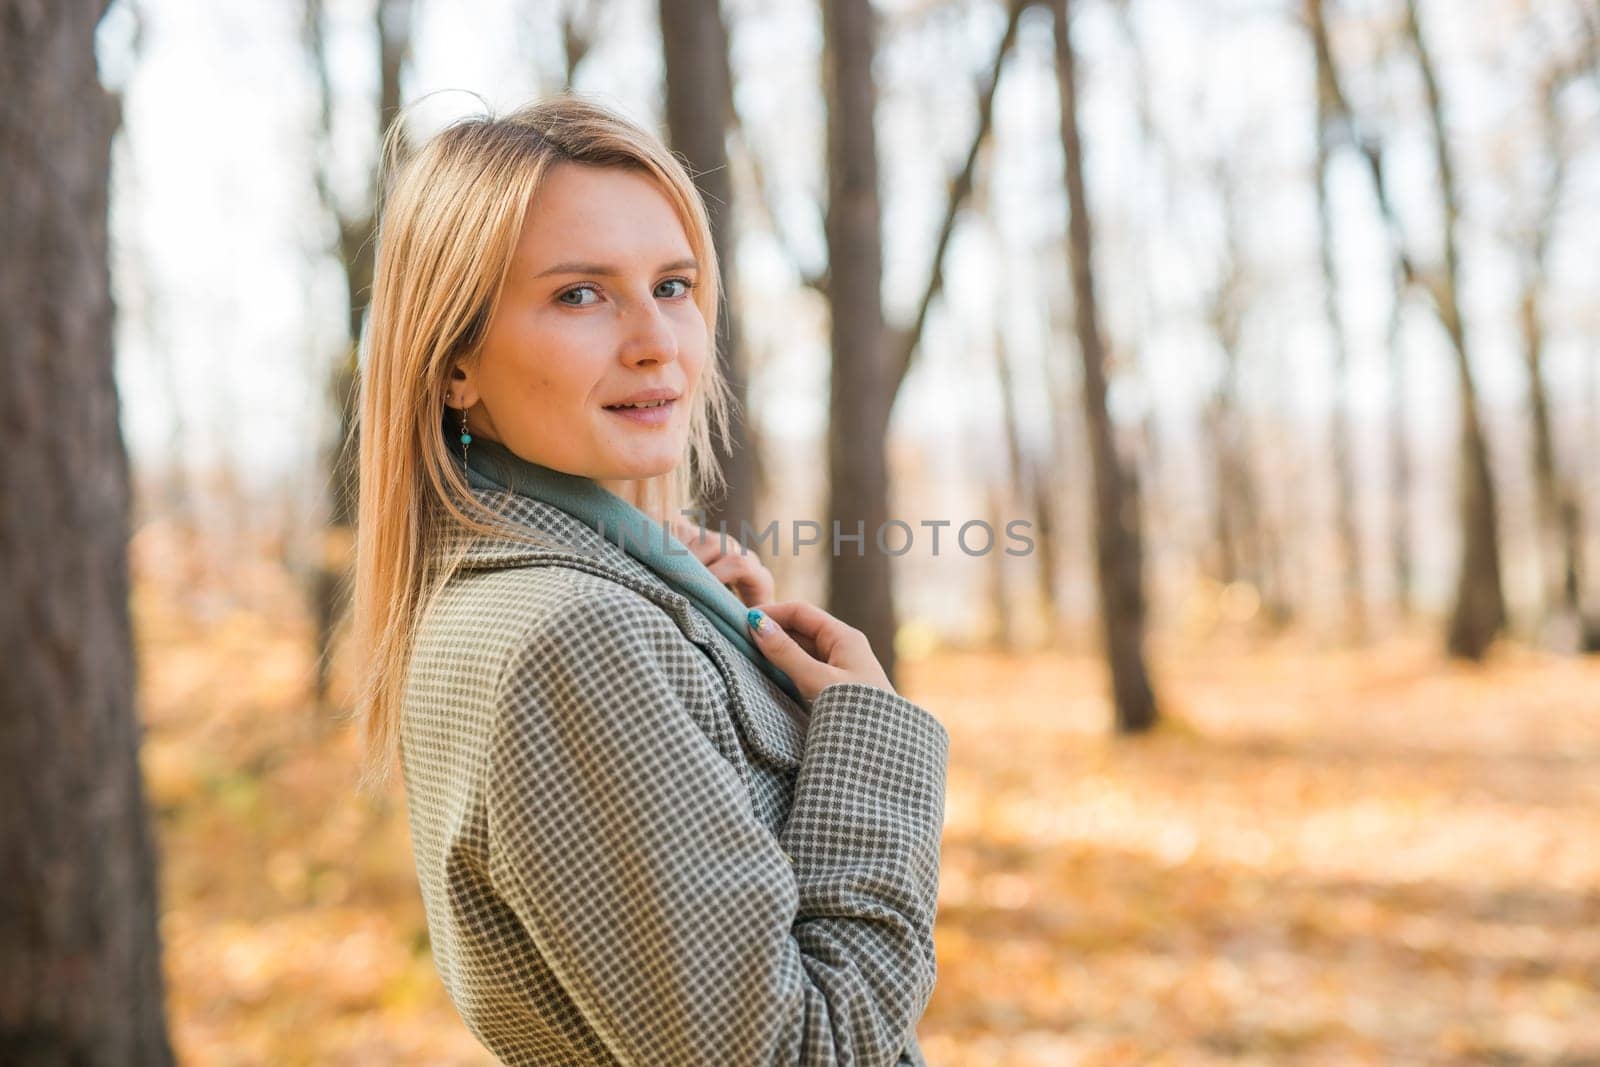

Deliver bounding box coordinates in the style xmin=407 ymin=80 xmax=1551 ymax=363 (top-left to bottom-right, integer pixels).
xmin=5 ymin=0 xmax=1600 ymax=1063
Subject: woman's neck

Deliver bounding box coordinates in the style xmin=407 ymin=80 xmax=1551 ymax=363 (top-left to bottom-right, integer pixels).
xmin=598 ymin=477 xmax=644 ymax=510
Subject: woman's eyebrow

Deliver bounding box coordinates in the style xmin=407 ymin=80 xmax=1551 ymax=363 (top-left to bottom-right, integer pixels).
xmin=533 ymin=257 xmax=699 ymax=278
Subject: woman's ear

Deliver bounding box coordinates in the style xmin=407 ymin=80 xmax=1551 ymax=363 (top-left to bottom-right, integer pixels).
xmin=446 ymin=363 xmax=481 ymax=410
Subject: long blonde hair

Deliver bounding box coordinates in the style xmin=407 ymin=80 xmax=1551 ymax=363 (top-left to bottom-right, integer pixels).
xmin=349 ymin=94 xmax=732 ymax=794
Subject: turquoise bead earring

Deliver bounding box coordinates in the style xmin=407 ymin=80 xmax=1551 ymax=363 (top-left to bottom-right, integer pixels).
xmin=452 ymin=395 xmax=472 ymax=467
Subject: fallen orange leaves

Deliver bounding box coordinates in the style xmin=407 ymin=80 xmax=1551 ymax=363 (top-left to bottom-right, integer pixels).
xmin=135 ymin=566 xmax=1600 ymax=1064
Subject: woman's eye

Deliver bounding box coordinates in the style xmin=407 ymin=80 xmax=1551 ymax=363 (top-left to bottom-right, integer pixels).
xmin=656 ymin=278 xmax=691 ymax=298
xmin=558 ymin=285 xmax=599 ymax=306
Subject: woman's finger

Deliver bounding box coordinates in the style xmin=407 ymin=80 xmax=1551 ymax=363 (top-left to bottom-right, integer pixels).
xmin=745 ymin=607 xmax=833 ymax=699
xmin=751 ymin=601 xmax=895 ymax=697
xmin=756 ymin=601 xmax=854 ymax=664
xmin=707 ymin=554 xmax=775 ymax=607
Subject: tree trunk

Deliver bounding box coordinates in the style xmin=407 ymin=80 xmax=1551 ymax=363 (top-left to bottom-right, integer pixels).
xmin=1521 ymin=63 xmax=1585 ymax=630
xmin=1041 ymin=295 xmax=1077 ymax=642
xmin=1204 ymin=346 xmax=1262 ymax=594
xmin=1308 ymin=0 xmax=1416 ymax=620
xmin=302 ymin=0 xmax=414 ymax=711
xmin=1029 ymin=461 xmax=1063 ymax=643
xmin=1587 ymin=340 xmax=1600 ymax=650
xmin=995 ymin=318 xmax=1063 ymax=641
xmin=1344 ymin=135 xmax=1418 ymax=620
xmin=0 ymin=1 xmax=176 ymax=1061
xmin=814 ymin=0 xmax=1031 ymax=680
xmin=1589 ymin=292 xmax=1600 ymax=650
xmin=1049 ymin=0 xmax=1159 ymax=732
xmin=1307 ymin=0 xmax=1365 ymax=639
xmin=1384 ymin=258 xmax=1415 ymax=619
xmin=1521 ymin=288 xmax=1583 ymax=622
xmin=1256 ymin=470 xmax=1299 ymax=628
xmin=658 ymin=0 xmax=758 ymax=534
xmin=890 ymin=0 xmax=1033 ymax=393
xmin=992 ymin=324 xmax=1022 ymax=648
xmin=1202 ymin=159 xmax=1267 ymax=600
xmin=1202 ymin=356 xmax=1242 ymax=588
xmin=821 ymin=0 xmax=898 ymax=681
xmin=985 ymin=483 xmax=1016 ymax=648
xmin=1402 ymin=0 xmax=1507 ymax=659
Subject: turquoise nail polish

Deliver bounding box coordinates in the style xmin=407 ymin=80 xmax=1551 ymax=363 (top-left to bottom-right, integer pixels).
xmin=746 ymin=608 xmax=764 ymax=632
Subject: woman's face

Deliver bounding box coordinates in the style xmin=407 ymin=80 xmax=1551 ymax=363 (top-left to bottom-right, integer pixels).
xmin=451 ymin=161 xmax=707 ymax=497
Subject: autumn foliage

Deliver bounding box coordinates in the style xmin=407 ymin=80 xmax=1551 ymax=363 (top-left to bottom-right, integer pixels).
xmin=134 ymin=549 xmax=1600 ymax=1065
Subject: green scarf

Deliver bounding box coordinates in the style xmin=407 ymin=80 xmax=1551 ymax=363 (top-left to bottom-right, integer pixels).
xmin=459 ymin=435 xmax=805 ymax=707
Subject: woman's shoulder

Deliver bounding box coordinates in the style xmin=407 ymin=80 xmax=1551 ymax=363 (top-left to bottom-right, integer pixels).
xmin=410 ymin=499 xmax=714 ymax=715
xmin=425 ymin=559 xmax=674 ymax=654
xmin=405 ymin=560 xmax=697 ymax=729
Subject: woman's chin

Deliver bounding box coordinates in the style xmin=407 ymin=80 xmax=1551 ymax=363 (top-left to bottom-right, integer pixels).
xmin=592 ymin=416 xmax=686 ymax=464
xmin=597 ymin=448 xmax=682 ymax=482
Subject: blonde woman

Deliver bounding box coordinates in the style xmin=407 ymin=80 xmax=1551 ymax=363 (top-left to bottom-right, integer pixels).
xmin=351 ymin=94 xmax=949 ymax=1066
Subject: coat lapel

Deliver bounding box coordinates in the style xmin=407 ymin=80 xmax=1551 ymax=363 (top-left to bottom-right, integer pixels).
xmin=443 ymin=486 xmax=808 ymax=771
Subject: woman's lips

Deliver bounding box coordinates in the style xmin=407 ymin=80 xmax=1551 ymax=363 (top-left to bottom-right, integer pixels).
xmin=603 ymin=399 xmax=676 ymax=426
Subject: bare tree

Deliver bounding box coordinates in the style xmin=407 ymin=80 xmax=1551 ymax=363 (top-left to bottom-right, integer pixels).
xmin=1049 ymin=0 xmax=1159 ymax=731
xmin=1309 ymin=2 xmax=1420 ymax=618
xmin=820 ymin=0 xmax=1033 ymax=683
xmin=888 ymin=1 xmax=1033 ymax=395
xmin=658 ymin=0 xmax=758 ymax=534
xmin=1363 ymin=132 xmax=1416 ymax=619
xmin=989 ymin=311 xmax=1059 ymax=648
xmin=558 ymin=0 xmax=606 ymax=88
xmin=819 ymin=0 xmax=897 ymax=676
xmin=1306 ymin=0 xmax=1365 ymax=639
xmin=1517 ymin=51 xmax=1588 ymax=635
xmin=0 ymin=0 xmax=175 ymax=1059
xmin=301 ymin=0 xmax=416 ymax=709
xmin=1323 ymin=0 xmax=1511 ymax=649
xmin=1400 ymin=0 xmax=1507 ymax=659
xmin=515 ymin=0 xmax=607 ymax=93
xmin=1200 ymin=155 xmax=1267 ymax=603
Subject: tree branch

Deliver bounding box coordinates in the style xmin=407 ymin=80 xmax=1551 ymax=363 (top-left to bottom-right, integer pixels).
xmin=889 ymin=0 xmax=1036 ymax=400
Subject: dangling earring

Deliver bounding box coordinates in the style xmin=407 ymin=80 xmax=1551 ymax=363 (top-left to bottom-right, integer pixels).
xmin=457 ymin=403 xmax=472 ymax=467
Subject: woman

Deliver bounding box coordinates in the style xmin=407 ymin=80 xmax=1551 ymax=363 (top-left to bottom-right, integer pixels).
xmin=351 ymin=94 xmax=949 ymax=1066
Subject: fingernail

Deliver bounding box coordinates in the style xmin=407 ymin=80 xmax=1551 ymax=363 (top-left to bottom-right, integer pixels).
xmin=746 ymin=608 xmax=767 ymax=634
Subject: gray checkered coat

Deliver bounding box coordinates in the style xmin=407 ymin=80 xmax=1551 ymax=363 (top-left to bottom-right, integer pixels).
xmin=399 ymin=482 xmax=950 ymax=1065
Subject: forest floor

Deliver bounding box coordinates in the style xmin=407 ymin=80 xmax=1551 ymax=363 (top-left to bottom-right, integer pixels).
xmin=133 ymin=575 xmax=1600 ymax=1065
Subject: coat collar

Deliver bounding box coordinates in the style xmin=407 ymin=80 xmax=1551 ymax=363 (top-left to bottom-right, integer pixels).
xmin=444 ymin=477 xmax=666 ymax=586
xmin=436 ymin=480 xmax=810 ymax=765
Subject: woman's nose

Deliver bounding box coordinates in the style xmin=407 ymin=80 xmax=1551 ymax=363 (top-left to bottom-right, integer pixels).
xmin=618 ymin=296 xmax=678 ymax=365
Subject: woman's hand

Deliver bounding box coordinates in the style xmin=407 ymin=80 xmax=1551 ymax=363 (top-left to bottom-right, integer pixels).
xmin=672 ymin=517 xmax=775 ymax=608
xmin=745 ymin=600 xmax=897 ymax=702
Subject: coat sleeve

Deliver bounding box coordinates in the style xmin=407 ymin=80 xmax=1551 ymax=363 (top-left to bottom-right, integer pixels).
xmin=482 ymin=589 xmax=949 ymax=1066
